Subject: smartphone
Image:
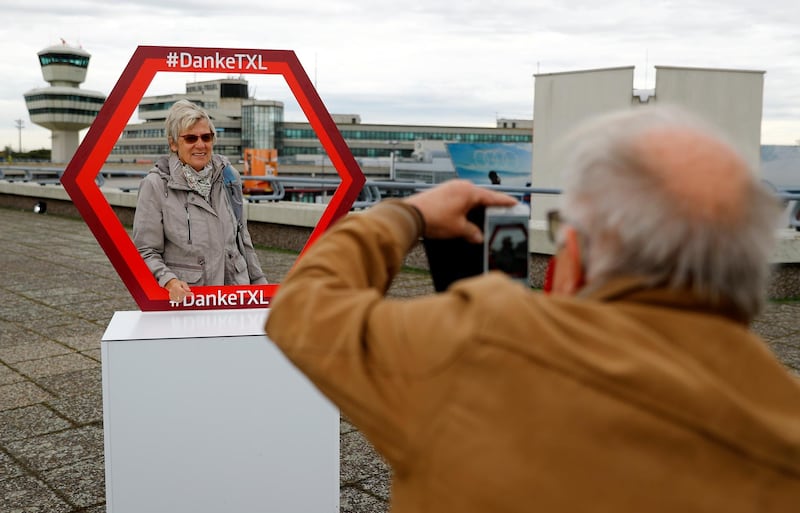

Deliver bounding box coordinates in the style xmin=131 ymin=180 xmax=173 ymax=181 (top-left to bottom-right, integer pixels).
xmin=483 ymin=204 xmax=531 ymax=285
xmin=422 ymin=207 xmax=484 ymax=292
xmin=422 ymin=203 xmax=531 ymax=291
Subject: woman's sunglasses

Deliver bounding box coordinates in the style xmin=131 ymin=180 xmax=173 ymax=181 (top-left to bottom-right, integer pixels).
xmin=179 ymin=133 xmax=215 ymax=143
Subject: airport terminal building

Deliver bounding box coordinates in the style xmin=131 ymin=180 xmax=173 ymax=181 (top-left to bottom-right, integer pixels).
xmin=109 ymin=77 xmax=533 ymax=169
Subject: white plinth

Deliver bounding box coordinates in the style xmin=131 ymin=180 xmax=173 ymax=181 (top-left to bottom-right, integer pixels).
xmin=101 ymin=309 xmax=339 ymax=513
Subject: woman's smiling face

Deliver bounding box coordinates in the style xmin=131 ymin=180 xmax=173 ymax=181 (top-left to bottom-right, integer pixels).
xmin=170 ymin=119 xmax=214 ymax=171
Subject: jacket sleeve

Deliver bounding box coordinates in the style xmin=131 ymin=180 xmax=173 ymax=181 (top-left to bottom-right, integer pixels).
xmin=240 ymin=204 xmax=267 ymax=284
xmin=132 ymin=175 xmax=177 ymax=287
xmin=265 ymin=200 xmax=483 ymax=468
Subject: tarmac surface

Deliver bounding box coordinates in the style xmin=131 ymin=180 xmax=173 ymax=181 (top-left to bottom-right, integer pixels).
xmin=1 ymin=205 xmax=799 ymax=513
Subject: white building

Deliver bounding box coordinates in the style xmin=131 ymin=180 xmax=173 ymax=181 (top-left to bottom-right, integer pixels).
xmin=24 ymin=42 xmax=106 ymax=163
xmin=530 ymin=65 xmax=765 ymax=221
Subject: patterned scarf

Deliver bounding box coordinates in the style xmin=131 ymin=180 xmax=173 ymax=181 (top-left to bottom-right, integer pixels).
xmin=182 ymin=161 xmax=213 ymax=202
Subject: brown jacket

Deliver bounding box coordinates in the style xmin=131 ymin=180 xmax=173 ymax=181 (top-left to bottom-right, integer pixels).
xmin=132 ymin=154 xmax=266 ymax=287
xmin=266 ymin=200 xmax=800 ymax=512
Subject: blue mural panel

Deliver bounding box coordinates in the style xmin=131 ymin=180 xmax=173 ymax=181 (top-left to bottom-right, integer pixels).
xmin=446 ymin=143 xmax=532 ymax=187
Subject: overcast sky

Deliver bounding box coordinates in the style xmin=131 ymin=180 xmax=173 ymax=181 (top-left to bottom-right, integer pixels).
xmin=2 ymin=0 xmax=799 ymax=152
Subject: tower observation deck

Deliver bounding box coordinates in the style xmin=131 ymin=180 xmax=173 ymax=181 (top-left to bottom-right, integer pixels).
xmin=24 ymin=42 xmax=106 ymax=163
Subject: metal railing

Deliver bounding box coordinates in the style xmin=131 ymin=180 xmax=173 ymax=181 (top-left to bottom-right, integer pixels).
xmin=0 ymin=166 xmax=106 ymax=187
xmin=3 ymin=166 xmax=799 ymax=228
xmin=99 ymin=170 xmax=148 ymax=192
xmin=245 ymin=175 xmax=562 ymax=208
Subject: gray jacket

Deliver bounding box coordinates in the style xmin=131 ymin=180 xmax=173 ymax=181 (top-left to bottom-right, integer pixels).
xmin=132 ymin=153 xmax=267 ymax=288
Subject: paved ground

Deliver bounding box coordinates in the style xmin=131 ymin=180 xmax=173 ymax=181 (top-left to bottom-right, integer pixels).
xmin=1 ymin=206 xmax=798 ymax=513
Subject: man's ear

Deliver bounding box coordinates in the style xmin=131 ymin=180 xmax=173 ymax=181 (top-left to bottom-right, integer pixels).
xmin=552 ymin=227 xmax=586 ymax=295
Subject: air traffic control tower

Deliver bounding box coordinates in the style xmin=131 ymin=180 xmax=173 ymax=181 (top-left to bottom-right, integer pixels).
xmin=24 ymin=42 xmax=106 ymax=163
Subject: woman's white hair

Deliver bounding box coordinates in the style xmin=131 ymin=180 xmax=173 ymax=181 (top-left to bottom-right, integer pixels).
xmin=165 ymin=99 xmax=216 ymax=147
xmin=558 ymin=106 xmax=781 ymax=321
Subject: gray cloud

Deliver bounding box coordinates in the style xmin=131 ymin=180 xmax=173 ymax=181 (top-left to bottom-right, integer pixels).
xmin=2 ymin=0 xmax=799 ymax=149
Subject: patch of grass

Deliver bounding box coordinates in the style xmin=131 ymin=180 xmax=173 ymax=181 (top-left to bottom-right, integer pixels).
xmin=770 ymin=297 xmax=800 ymax=304
xmin=400 ymin=265 xmax=430 ymax=275
xmin=254 ymin=244 xmax=299 ymax=255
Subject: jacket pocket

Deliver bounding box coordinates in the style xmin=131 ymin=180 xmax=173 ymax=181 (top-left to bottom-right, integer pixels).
xmin=166 ymin=262 xmax=204 ymax=285
xmin=231 ymin=252 xmax=247 ymax=273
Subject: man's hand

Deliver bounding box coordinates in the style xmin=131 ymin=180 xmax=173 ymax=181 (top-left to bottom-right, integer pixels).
xmin=403 ymin=180 xmax=518 ymax=243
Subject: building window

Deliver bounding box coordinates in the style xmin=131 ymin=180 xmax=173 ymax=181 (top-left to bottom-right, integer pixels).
xmin=38 ymin=53 xmax=89 ymax=68
xmin=24 ymin=93 xmax=105 ymax=104
xmin=28 ymin=107 xmax=101 ymax=116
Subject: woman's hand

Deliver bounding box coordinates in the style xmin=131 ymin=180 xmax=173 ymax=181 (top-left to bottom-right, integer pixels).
xmin=165 ymin=278 xmax=193 ymax=303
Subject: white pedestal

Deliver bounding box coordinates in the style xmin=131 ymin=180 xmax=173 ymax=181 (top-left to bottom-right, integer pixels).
xmin=101 ymin=309 xmax=339 ymax=513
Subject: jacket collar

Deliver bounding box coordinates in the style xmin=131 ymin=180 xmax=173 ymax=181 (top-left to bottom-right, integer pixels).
xmin=578 ymin=276 xmax=750 ymax=325
xmin=161 ymin=153 xmax=225 ymax=190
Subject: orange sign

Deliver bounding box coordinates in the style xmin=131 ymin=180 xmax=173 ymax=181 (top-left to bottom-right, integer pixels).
xmin=242 ymin=148 xmax=278 ymax=194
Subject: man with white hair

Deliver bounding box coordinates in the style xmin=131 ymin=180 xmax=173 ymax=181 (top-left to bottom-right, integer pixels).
xmin=266 ymin=106 xmax=800 ymax=511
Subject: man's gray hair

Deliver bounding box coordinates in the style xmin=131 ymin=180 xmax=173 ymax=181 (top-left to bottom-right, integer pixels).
xmin=165 ymin=99 xmax=216 ymax=147
xmin=558 ymin=106 xmax=781 ymax=321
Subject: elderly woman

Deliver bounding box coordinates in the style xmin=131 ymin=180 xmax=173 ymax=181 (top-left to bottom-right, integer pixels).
xmin=133 ymin=100 xmax=267 ymax=304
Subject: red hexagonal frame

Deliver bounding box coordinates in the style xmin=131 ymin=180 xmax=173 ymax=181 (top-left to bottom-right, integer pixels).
xmin=61 ymin=46 xmax=365 ymax=311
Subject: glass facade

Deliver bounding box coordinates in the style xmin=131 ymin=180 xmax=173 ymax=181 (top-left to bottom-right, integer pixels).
xmin=112 ymin=144 xmax=169 ymax=155
xmin=215 ymin=127 xmax=242 ymax=139
xmin=122 ymin=127 xmax=165 ymax=139
xmin=221 ymin=83 xmax=249 ymax=99
xmin=38 ymin=53 xmax=89 ymax=68
xmin=24 ymin=93 xmax=105 ymax=105
xmin=28 ymin=107 xmax=102 ymax=116
xmin=139 ymin=100 xmax=215 ymax=112
xmin=110 ymin=143 xmax=243 ymax=156
xmin=110 ymin=78 xmax=532 ymax=164
xmin=280 ymin=126 xmax=532 ymax=158
xmin=281 ymin=128 xmax=530 ymax=144
xmin=139 ymin=101 xmax=177 ymax=113
xmin=241 ymin=103 xmax=283 ymax=150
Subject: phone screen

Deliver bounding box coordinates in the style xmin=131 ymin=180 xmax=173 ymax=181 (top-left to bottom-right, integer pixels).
xmin=484 ymin=205 xmax=530 ymax=285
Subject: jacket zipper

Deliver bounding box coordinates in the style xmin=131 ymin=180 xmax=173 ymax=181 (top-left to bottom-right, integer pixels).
xmin=185 ymin=202 xmax=192 ymax=244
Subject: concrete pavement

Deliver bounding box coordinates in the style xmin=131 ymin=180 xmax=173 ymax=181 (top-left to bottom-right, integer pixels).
xmin=0 ymin=205 xmax=798 ymax=512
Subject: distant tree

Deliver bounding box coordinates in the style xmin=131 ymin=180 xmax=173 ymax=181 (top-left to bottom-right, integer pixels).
xmin=26 ymin=148 xmax=51 ymax=161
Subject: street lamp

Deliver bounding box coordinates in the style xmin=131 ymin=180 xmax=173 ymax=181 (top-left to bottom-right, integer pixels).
xmin=14 ymin=119 xmax=24 ymax=153
xmin=386 ymin=140 xmax=399 ymax=181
